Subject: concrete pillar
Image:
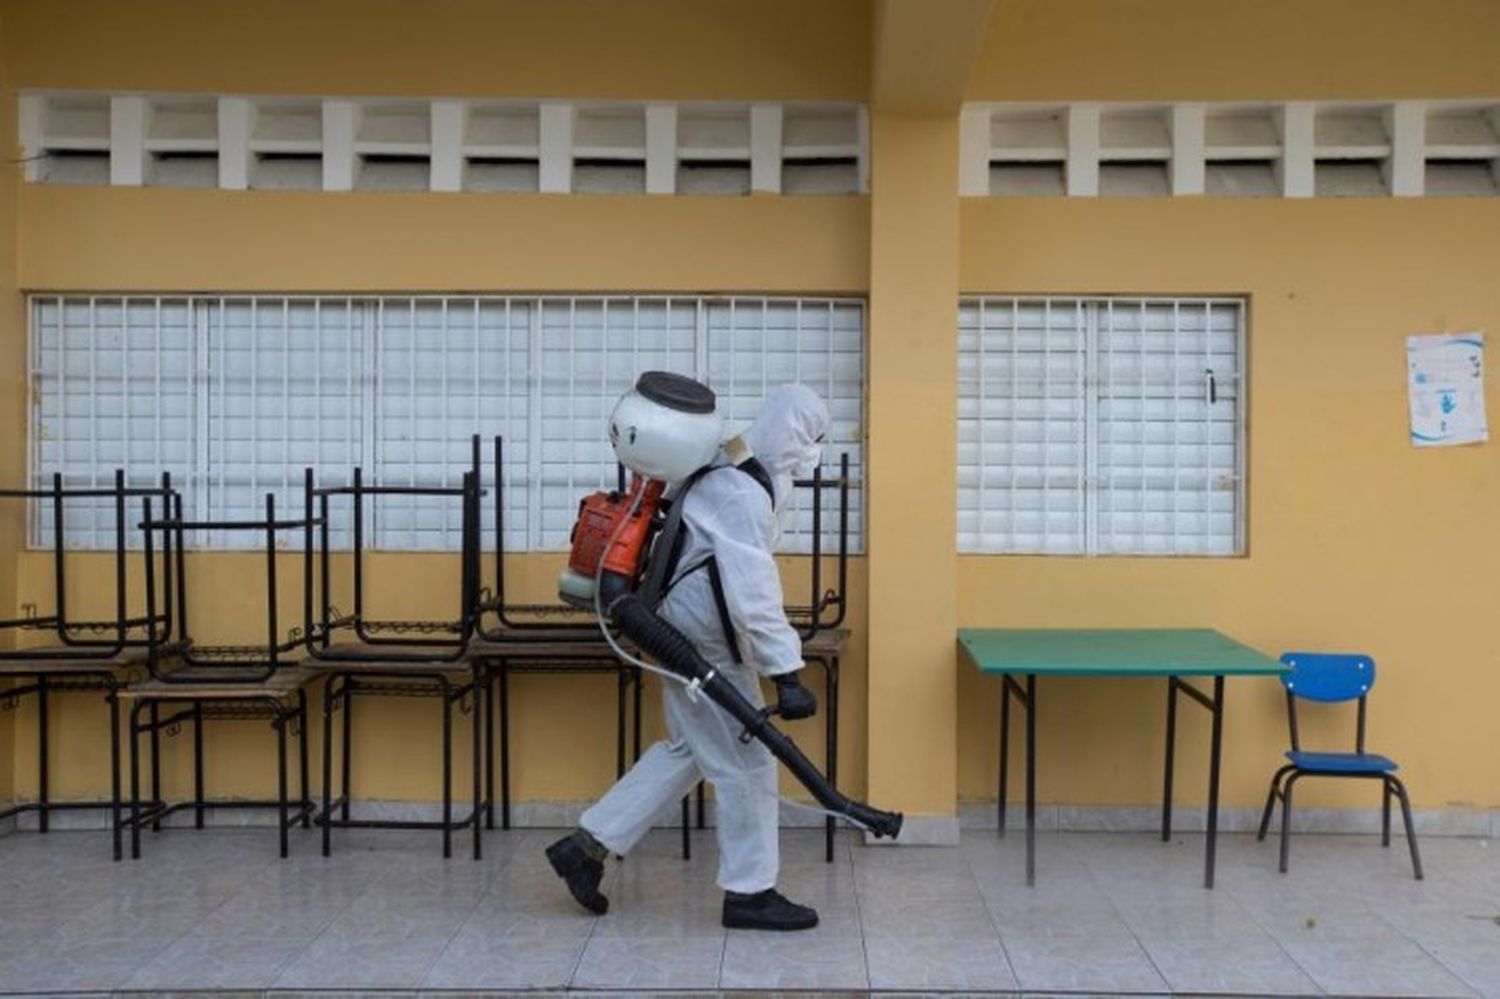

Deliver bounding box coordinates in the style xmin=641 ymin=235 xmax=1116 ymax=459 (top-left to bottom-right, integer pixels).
xmin=865 ymin=113 xmax=961 ymax=843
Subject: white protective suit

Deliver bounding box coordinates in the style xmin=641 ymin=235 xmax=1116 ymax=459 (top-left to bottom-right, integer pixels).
xmin=580 ymin=384 xmax=830 ymax=893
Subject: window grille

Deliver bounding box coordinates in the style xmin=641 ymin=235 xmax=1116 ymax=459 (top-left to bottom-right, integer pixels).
xmin=958 ymin=296 xmax=1244 ymax=556
xmin=30 ymin=294 xmax=864 ymax=554
xmin=204 ymin=297 xmax=365 ymax=548
xmin=30 ymin=297 xmax=195 ymax=548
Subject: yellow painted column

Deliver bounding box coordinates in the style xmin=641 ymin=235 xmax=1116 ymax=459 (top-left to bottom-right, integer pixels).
xmin=0 ymin=3 xmax=22 ymax=807
xmin=865 ymin=114 xmax=960 ymax=841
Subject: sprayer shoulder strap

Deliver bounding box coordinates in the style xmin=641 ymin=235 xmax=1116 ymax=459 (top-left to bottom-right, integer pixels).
xmin=643 ymin=460 xmax=774 ymax=606
xmin=641 ymin=459 xmax=775 ymax=664
xmin=636 ymin=467 xmax=711 ymax=609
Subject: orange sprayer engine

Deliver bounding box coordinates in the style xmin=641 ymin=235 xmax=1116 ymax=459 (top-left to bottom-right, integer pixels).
xmin=558 ymin=477 xmax=665 ymax=608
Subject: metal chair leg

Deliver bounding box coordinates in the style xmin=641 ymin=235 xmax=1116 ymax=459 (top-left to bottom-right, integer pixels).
xmin=441 ymin=679 xmax=453 ymax=859
xmin=109 ymin=688 xmax=122 ymax=862
xmin=484 ymin=667 xmax=496 ymax=830
xmin=340 ymin=680 xmax=353 ymax=822
xmin=276 ymin=709 xmax=290 ymax=859
xmin=499 ymin=664 xmax=511 ymax=830
xmin=193 ymin=701 xmax=205 ymax=829
xmin=1258 ymin=765 xmax=1294 ymax=841
xmin=128 ymin=701 xmax=144 ymax=860
xmin=471 ymin=681 xmax=482 ymax=861
xmin=321 ymin=676 xmax=335 ymax=857
xmin=1382 ymin=778 xmax=1393 ymax=847
xmin=37 ymin=676 xmax=49 ymax=833
xmin=1278 ymin=773 xmax=1301 ymax=874
xmin=149 ymin=701 xmax=162 ymax=832
xmin=298 ymin=689 xmax=312 ymax=829
xmin=1390 ymin=776 xmax=1424 ymax=880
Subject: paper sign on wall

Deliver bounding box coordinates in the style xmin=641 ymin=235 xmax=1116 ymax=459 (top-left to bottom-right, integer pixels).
xmin=1407 ymin=332 xmax=1486 ymax=447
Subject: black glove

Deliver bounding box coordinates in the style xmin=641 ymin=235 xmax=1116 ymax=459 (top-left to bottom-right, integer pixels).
xmin=773 ymin=673 xmax=817 ymax=721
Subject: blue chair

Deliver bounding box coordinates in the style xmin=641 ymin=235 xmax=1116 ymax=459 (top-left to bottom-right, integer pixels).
xmin=1256 ymin=652 xmax=1423 ymax=879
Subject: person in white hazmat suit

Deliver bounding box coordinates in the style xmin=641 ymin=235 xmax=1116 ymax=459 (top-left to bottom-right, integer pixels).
xmin=546 ymin=383 xmax=829 ymax=932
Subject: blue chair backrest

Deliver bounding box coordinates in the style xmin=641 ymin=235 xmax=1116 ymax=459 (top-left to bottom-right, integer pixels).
xmin=1280 ymin=652 xmax=1375 ymax=703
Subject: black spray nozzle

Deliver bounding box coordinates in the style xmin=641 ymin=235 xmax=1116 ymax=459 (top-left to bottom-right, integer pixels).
xmin=842 ymin=802 xmax=904 ymax=840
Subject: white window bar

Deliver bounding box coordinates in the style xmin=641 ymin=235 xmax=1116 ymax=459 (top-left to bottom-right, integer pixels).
xmin=31 ymin=294 xmax=865 ymax=554
xmin=958 ymin=295 xmax=1244 ymax=556
xmin=30 ymin=296 xmax=195 ymax=548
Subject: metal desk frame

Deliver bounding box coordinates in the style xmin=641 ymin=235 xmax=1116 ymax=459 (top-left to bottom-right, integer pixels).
xmin=301 ymin=465 xmax=488 ymax=859
xmin=0 ymin=473 xmax=176 ymax=858
xmin=125 ymin=492 xmax=321 ymax=859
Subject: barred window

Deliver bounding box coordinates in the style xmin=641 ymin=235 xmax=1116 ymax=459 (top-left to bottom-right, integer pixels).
xmin=958 ymin=296 xmax=1245 ymax=555
xmin=30 ymin=294 xmax=864 ymax=553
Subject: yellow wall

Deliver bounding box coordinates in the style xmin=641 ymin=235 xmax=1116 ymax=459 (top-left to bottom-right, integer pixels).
xmin=6 ymin=0 xmax=870 ymax=101
xmin=19 ymin=188 xmax=867 ymax=294
xmin=971 ymin=0 xmax=1500 ymax=101
xmin=4 ymin=0 xmax=1500 ymax=824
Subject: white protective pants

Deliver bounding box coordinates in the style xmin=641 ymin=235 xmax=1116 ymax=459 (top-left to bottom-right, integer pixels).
xmin=579 ymin=659 xmax=779 ymax=894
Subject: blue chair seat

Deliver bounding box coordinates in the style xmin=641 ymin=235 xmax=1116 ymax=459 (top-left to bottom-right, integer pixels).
xmin=1285 ymin=749 xmax=1397 ymax=773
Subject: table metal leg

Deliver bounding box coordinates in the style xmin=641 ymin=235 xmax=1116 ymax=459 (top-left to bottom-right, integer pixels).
xmin=340 ymin=681 xmax=353 ymax=822
xmin=472 ymin=676 xmax=483 ymax=860
xmin=321 ymin=675 xmax=335 ymax=857
xmin=109 ymin=687 xmax=122 ymax=862
xmin=298 ymin=689 xmax=312 ymax=829
xmin=37 ymin=677 xmax=49 ymax=833
xmin=149 ymin=701 xmax=161 ymax=832
xmin=129 ymin=701 xmax=143 ymax=860
xmin=1025 ymin=673 xmax=1036 ymax=887
xmin=193 ymin=702 xmax=205 ymax=829
xmin=441 ymin=678 xmax=453 ymax=860
xmin=998 ymin=679 xmax=1010 ymax=838
xmin=484 ymin=664 xmax=496 ymax=830
xmin=1162 ymin=679 xmax=1178 ymax=841
xmin=1205 ymin=675 xmax=1225 ymax=889
xmin=1164 ymin=676 xmax=1225 ymax=889
xmin=824 ymin=656 xmax=838 ymax=863
xmin=276 ymin=708 xmax=290 ymax=859
xmin=616 ymin=668 xmax=628 ymax=779
xmin=499 ymin=663 xmax=511 ymax=830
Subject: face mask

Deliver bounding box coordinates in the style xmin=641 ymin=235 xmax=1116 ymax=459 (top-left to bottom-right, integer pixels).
xmin=790 ymin=441 xmax=822 ymax=481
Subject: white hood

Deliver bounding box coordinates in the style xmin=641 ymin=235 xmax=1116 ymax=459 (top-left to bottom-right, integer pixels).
xmin=739 ymin=384 xmax=830 ymax=508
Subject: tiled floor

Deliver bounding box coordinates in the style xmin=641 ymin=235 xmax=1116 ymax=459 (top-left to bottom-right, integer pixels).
xmin=0 ymin=823 xmax=1495 ymax=995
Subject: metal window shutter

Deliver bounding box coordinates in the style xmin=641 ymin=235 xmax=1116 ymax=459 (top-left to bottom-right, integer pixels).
xmin=31 ymin=297 xmax=196 ymax=548
xmin=205 ymin=297 xmax=365 ymax=549
xmin=533 ymin=297 xmax=698 ymax=550
xmin=704 ymin=298 xmax=865 ymax=554
xmin=1095 ymin=300 xmax=1242 ymax=555
xmin=372 ymin=297 xmax=530 ymax=551
xmin=958 ymin=298 xmax=1088 ymax=554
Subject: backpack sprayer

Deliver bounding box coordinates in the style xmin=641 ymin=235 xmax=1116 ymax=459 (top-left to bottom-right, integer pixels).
xmin=557 ymin=371 xmax=903 ymax=840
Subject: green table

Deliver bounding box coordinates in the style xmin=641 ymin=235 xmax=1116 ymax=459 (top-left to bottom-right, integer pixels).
xmin=958 ymin=628 xmax=1286 ymax=888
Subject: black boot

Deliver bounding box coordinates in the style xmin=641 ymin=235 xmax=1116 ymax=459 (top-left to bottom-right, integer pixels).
xmin=722 ymin=888 xmax=819 ymax=931
xmin=545 ymin=829 xmax=609 ymax=915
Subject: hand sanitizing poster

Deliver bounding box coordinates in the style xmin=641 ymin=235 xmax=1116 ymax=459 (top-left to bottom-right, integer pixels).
xmin=1408 ymin=332 xmax=1487 ymax=447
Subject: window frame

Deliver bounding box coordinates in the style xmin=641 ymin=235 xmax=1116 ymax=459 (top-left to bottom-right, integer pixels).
xmin=957 ymin=293 xmax=1248 ymax=557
